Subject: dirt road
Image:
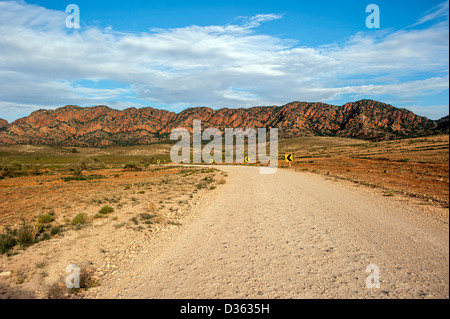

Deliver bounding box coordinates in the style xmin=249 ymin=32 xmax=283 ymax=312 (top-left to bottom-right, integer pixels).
xmin=92 ymin=166 xmax=449 ymax=299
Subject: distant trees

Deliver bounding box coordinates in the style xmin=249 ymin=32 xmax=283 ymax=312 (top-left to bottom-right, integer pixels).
xmin=69 ymin=157 xmax=105 ymax=176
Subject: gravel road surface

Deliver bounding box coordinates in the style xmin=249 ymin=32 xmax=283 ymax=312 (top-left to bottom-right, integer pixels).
xmin=92 ymin=166 xmax=449 ymax=299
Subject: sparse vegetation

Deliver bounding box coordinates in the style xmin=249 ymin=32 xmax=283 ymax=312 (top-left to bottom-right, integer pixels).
xmin=72 ymin=213 xmax=87 ymax=226
xmin=15 ymin=268 xmax=28 ymax=284
xmin=139 ymin=213 xmax=154 ymax=220
xmin=48 ymin=266 xmax=99 ymax=298
xmin=383 ymin=190 xmax=396 ymax=197
xmin=0 ymin=136 xmax=445 ymax=299
xmin=16 ymin=223 xmax=37 ymax=248
xmin=98 ymin=205 xmax=114 ymax=215
xmin=0 ymin=154 xmax=213 ymax=260
xmin=63 ymin=175 xmax=106 ymax=182
xmin=69 ymin=158 xmax=106 ymax=177
xmin=196 ymin=182 xmax=206 ymax=189
xmin=0 ymin=228 xmax=16 ymax=254
xmin=130 ymin=216 xmax=139 ymax=225
xmin=0 ymin=212 xmax=64 ymax=254
xmin=38 ymin=214 xmax=54 ymax=224
xmin=0 ymin=160 xmax=34 ymax=178
xmin=123 ymin=161 xmax=141 ymax=170
xmin=279 ymin=135 xmax=449 ymax=205
xmin=66 ymin=267 xmax=100 ymax=295
xmin=50 ymin=226 xmax=61 ymax=236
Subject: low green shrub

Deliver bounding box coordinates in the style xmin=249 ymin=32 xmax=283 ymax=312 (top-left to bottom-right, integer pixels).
xmin=1 ymin=160 xmax=25 ymax=178
xmin=98 ymin=205 xmax=114 ymax=215
xmin=50 ymin=226 xmax=61 ymax=236
xmin=72 ymin=213 xmax=87 ymax=226
xmin=16 ymin=224 xmax=37 ymax=248
xmin=38 ymin=214 xmax=54 ymax=224
xmin=124 ymin=161 xmax=141 ymax=170
xmin=63 ymin=175 xmax=106 ymax=182
xmin=0 ymin=229 xmax=16 ymax=254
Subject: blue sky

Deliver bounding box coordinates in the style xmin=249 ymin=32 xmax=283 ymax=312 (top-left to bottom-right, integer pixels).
xmin=22 ymin=0 xmax=442 ymax=44
xmin=0 ymin=0 xmax=448 ymax=121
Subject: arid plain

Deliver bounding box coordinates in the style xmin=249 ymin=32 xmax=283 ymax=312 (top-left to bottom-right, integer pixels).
xmin=0 ymin=134 xmax=448 ymax=298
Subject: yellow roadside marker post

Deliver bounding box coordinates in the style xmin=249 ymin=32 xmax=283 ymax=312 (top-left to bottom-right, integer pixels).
xmin=285 ymin=153 xmax=293 ymax=167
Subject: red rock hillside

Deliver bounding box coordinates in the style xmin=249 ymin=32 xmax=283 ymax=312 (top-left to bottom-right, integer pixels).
xmin=0 ymin=100 xmax=446 ymax=147
xmin=0 ymin=119 xmax=8 ymax=130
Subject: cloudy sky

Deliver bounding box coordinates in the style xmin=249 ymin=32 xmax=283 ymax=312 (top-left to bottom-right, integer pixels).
xmin=0 ymin=0 xmax=448 ymax=122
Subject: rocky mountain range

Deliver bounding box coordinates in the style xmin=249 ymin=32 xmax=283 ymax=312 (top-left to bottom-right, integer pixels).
xmin=0 ymin=100 xmax=447 ymax=147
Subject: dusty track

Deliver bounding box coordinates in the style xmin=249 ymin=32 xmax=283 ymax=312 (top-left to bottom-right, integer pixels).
xmin=91 ymin=166 xmax=449 ymax=299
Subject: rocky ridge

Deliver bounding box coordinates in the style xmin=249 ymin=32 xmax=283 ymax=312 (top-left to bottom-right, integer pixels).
xmin=0 ymin=100 xmax=447 ymax=146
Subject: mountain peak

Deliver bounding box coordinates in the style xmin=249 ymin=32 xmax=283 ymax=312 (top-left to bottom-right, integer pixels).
xmin=0 ymin=118 xmax=8 ymax=129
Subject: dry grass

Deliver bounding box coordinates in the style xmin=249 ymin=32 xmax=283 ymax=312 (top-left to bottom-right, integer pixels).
xmin=0 ymin=157 xmax=226 ymax=298
xmin=278 ymin=135 xmax=449 ymax=205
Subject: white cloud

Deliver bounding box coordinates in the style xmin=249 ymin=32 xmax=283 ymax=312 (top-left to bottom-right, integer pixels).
xmin=0 ymin=0 xmax=448 ymax=121
xmin=411 ymin=0 xmax=449 ymax=26
xmin=237 ymin=13 xmax=284 ymax=29
xmin=316 ymin=76 xmax=449 ymax=99
xmin=407 ymin=104 xmax=449 ymax=120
